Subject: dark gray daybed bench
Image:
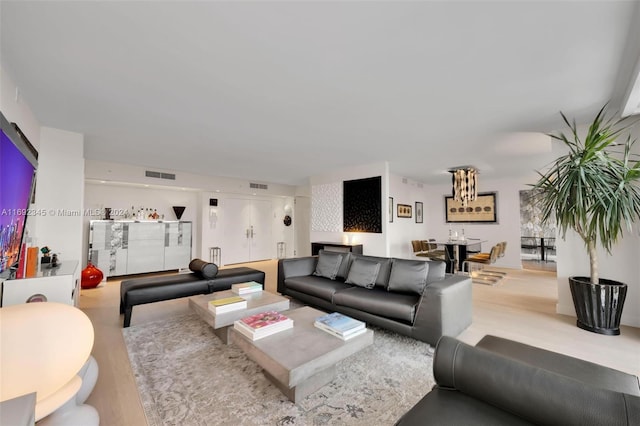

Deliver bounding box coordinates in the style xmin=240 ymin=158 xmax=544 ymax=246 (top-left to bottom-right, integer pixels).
xmin=119 ymin=259 xmax=265 ymax=327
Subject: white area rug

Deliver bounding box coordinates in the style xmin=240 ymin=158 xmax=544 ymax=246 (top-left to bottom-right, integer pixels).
xmin=123 ymin=310 xmax=434 ymax=425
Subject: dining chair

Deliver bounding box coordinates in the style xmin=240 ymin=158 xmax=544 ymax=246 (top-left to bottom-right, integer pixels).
xmin=412 ymin=240 xmax=432 ymax=258
xmin=462 ymin=245 xmax=499 ymax=273
xmin=461 ymin=244 xmax=506 ymax=285
xmin=424 ymin=239 xmax=447 ymax=258
xmin=411 ymin=240 xmax=424 ymax=254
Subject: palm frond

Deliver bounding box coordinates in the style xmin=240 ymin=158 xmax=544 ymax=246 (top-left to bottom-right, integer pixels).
xmin=532 ymin=104 xmax=640 ymax=283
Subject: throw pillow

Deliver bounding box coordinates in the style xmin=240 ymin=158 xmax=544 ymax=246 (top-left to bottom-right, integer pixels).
xmin=314 ymin=251 xmax=344 ymax=280
xmin=426 ymin=259 xmax=446 ymax=282
xmin=350 ymin=254 xmax=393 ymax=288
xmin=345 ymin=258 xmax=381 ymax=289
xmin=189 ymin=258 xmax=218 ymax=279
xmin=387 ymin=259 xmax=429 ymax=295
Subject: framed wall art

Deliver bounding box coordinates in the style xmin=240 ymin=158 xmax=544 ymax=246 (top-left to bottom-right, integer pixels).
xmin=389 ymin=197 xmax=394 ymax=223
xmin=445 ymin=192 xmax=497 ymax=223
xmin=397 ymin=203 xmax=412 ymax=218
xmin=343 ymin=176 xmax=382 ymax=233
xmin=415 ymin=202 xmax=423 ymax=223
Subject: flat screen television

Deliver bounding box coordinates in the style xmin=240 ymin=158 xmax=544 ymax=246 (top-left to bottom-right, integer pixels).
xmin=0 ymin=111 xmax=38 ymax=279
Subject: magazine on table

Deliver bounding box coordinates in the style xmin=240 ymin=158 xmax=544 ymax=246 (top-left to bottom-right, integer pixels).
xmin=233 ymin=310 xmax=293 ymax=340
xmin=231 ymin=281 xmax=263 ymax=295
xmin=208 ymin=296 xmax=247 ymax=314
xmin=314 ymin=322 xmax=367 ymax=340
xmin=314 ymin=312 xmax=365 ymax=336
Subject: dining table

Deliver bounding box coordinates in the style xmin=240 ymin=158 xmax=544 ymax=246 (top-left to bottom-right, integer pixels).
xmin=434 ymin=239 xmax=485 ymax=273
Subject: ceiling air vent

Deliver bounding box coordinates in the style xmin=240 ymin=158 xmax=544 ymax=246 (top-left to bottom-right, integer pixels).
xmin=145 ymin=170 xmax=176 ymax=180
xmin=249 ymin=182 xmax=268 ymax=190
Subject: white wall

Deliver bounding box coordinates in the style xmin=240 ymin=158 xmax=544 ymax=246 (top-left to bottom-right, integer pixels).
xmin=388 ymin=174 xmax=430 ymax=259
xmin=556 ymin=230 xmax=640 ymax=327
xmin=199 ymin=192 xmax=295 ymax=265
xmin=85 ymin=159 xmax=297 ymax=197
xmin=83 ymin=183 xmax=200 ymax=266
xmin=1 ymin=66 xmax=42 ymax=242
xmin=2 ymin=66 xmax=85 ymax=267
xmin=0 ymin=68 xmax=40 ymax=149
xmin=555 ymin=127 xmax=640 ymax=328
xmin=84 ymin=159 xmax=299 ymax=267
xmin=309 ymin=162 xmax=389 ymax=257
xmin=425 ymin=177 xmax=526 ymax=269
xmin=550 ymin=124 xmax=640 ymax=328
xmin=34 ymin=127 xmax=85 ymax=263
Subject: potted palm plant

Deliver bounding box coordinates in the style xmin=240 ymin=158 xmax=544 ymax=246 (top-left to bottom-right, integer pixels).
xmin=533 ymin=104 xmax=640 ymax=335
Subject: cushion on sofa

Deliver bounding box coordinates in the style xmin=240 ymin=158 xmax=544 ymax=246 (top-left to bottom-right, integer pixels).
xmin=188 ymin=258 xmax=218 ymax=279
xmin=284 ymin=275 xmax=353 ymax=301
xmin=314 ymin=250 xmax=344 ymax=280
xmin=387 ymin=259 xmax=429 ymax=295
xmin=351 ymin=254 xmax=393 ymax=288
xmin=345 ymin=258 xmax=381 ymax=289
xmin=333 ymin=287 xmax=418 ymax=323
xmin=335 ymin=252 xmax=353 ymax=280
xmin=426 ymin=260 xmax=446 ymax=282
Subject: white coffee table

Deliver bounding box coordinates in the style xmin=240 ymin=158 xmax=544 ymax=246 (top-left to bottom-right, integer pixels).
xmin=231 ymin=306 xmax=374 ymax=403
xmin=189 ymin=290 xmax=290 ymax=344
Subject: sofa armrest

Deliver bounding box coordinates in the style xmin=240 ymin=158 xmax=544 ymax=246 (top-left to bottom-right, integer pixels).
xmin=277 ymin=256 xmax=318 ymax=294
xmin=411 ymin=274 xmax=472 ymax=345
xmin=476 ymin=335 xmax=640 ymax=396
xmin=431 ymin=336 xmax=640 ymax=425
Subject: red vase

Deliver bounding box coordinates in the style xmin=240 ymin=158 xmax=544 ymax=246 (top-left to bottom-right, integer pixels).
xmin=81 ymin=262 xmax=104 ymax=289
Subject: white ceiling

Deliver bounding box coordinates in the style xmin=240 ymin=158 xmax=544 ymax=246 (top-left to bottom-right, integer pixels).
xmin=2 ymin=1 xmax=639 ymax=186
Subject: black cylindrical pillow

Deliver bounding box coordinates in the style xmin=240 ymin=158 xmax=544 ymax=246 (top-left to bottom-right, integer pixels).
xmin=189 ymin=258 xmax=218 ymax=279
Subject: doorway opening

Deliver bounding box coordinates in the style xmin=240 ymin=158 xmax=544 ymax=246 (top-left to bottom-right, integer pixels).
xmin=519 ymin=190 xmax=557 ymax=273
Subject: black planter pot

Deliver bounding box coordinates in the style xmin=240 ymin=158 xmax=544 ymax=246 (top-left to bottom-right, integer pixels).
xmin=568 ymin=276 xmax=627 ymax=335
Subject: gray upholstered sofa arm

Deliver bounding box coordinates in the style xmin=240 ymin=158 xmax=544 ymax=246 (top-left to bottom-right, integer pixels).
xmin=277 ymin=256 xmax=318 ymax=294
xmin=397 ymin=336 xmax=640 ymax=425
xmin=412 ymin=274 xmax=472 ymax=344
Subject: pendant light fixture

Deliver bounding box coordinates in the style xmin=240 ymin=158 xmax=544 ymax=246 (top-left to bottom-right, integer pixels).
xmin=450 ymin=167 xmax=478 ymax=206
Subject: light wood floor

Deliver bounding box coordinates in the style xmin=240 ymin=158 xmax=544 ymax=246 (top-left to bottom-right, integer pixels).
xmin=81 ymin=261 xmax=640 ymax=426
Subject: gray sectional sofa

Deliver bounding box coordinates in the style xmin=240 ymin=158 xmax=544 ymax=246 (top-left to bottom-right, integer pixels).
xmin=277 ymin=250 xmax=472 ymax=345
xmin=396 ymin=335 xmax=640 ymax=425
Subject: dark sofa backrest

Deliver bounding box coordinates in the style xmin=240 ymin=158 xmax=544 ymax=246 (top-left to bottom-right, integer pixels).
xmin=433 ymin=336 xmax=640 ymax=426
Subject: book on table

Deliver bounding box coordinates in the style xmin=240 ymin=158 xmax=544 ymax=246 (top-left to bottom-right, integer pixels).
xmin=314 ymin=312 xmax=366 ymax=338
xmin=314 ymin=322 xmax=368 ymax=340
xmin=231 ymin=281 xmax=263 ymax=295
xmin=233 ymin=310 xmax=293 ymax=340
xmin=208 ymin=296 xmax=247 ymax=314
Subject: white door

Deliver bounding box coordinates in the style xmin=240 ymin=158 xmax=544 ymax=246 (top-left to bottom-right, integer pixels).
xmin=222 ymin=198 xmax=273 ymax=265
xmin=223 ymin=198 xmax=253 ymax=265
xmin=249 ymin=199 xmax=273 ymax=262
